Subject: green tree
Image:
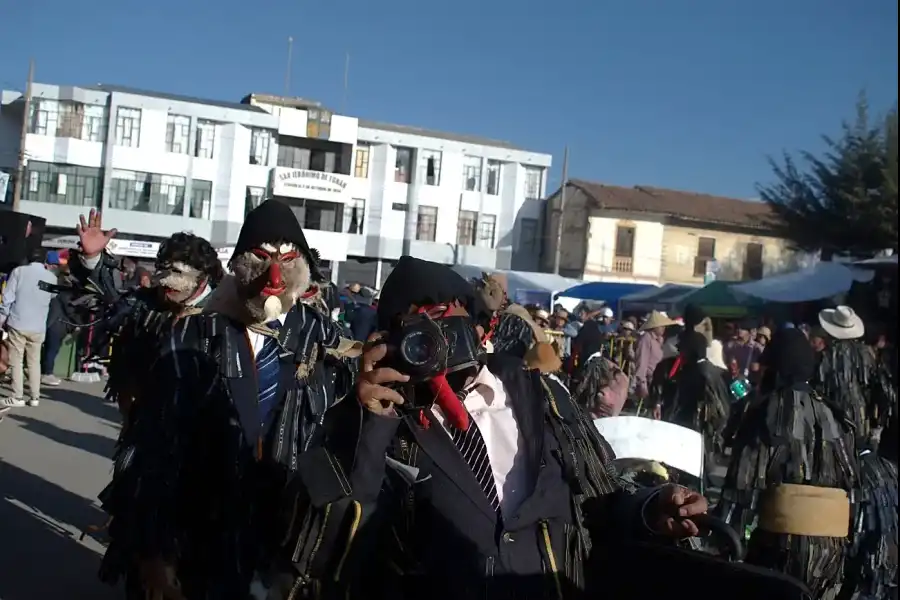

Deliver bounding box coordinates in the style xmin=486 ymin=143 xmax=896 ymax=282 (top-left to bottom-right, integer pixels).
xmin=758 ymin=95 xmax=898 ymax=257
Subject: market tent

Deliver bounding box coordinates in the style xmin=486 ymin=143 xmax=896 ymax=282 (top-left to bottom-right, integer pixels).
xmin=619 ymin=283 xmax=697 ymax=315
xmin=676 ymin=280 xmax=764 ymax=318
xmin=450 ymin=265 xmax=580 ymax=306
xmin=557 ymin=281 xmax=656 ymax=305
xmin=731 ymin=262 xmax=874 ymax=303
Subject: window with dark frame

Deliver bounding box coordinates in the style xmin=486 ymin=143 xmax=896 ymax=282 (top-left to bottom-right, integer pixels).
xmin=344 ymin=198 xmax=366 ymax=234
xmin=457 ymin=210 xmax=477 ymax=246
xmin=166 ymin=114 xmax=191 ymax=154
xmin=416 ymin=205 xmax=438 ymax=241
xmin=743 ymin=242 xmax=764 ymax=280
xmin=354 ymin=143 xmax=371 ymax=178
xmin=115 ymin=107 xmax=142 ymax=147
xmin=21 ymin=161 xmax=102 ymax=207
xmin=693 ymin=236 xmax=717 ymax=277
xmin=614 ymin=225 xmax=636 ymax=258
xmin=190 ymin=180 xmax=213 ymax=219
xmin=477 ymin=214 xmax=496 ymax=248
xmin=395 ymin=147 xmax=413 ymax=183
xmin=486 ymin=160 xmax=501 ymax=195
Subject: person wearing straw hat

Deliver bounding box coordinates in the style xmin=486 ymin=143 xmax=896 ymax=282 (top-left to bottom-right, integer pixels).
xmin=633 ymin=310 xmax=677 ymax=400
xmin=815 ymin=305 xmax=899 ymax=600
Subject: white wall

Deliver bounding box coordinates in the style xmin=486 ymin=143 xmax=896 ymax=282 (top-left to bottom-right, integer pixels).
xmin=583 ymin=216 xmax=664 ymax=283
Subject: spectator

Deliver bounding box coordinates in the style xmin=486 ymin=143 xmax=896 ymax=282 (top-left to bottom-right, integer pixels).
xmin=0 ymin=248 xmax=58 ymax=408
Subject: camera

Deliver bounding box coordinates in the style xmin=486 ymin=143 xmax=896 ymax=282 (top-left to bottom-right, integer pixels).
xmin=383 ymin=311 xmax=485 ymax=386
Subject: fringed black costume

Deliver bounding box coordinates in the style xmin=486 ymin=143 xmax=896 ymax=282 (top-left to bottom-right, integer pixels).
xmin=96 ymin=202 xmax=359 ymax=599
xmin=717 ymin=329 xmax=858 ymax=599
xmin=818 ymin=341 xmax=899 ymax=600
xmin=572 ymin=352 xmax=629 ymax=417
xmin=271 ymin=256 xmax=677 ymax=600
xmin=663 ymin=332 xmax=730 ymax=459
xmin=492 ymin=307 xmax=539 ymax=358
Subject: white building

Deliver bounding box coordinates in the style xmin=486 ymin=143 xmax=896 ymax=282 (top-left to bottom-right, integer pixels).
xmin=0 ymin=84 xmax=551 ymax=285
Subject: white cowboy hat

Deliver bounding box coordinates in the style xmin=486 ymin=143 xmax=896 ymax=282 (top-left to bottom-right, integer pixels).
xmin=640 ymin=310 xmax=677 ymax=331
xmin=818 ymin=305 xmax=865 ymax=340
xmin=621 ymin=321 xmax=636 ymax=331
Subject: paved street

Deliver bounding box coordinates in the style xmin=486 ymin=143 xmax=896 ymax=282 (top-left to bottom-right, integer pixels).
xmin=0 ymin=377 xmax=728 ymax=600
xmin=0 ymin=379 xmax=120 ymax=600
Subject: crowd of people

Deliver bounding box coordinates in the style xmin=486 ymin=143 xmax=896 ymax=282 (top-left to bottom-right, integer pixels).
xmin=0 ymin=203 xmax=896 ymax=599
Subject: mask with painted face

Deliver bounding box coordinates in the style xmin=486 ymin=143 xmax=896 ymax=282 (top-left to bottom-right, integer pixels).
xmin=228 ymin=199 xmax=322 ymax=324
xmin=153 ymin=232 xmax=223 ymax=309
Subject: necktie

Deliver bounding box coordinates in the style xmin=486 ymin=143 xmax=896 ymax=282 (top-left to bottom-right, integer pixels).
xmin=256 ymin=320 xmax=282 ymax=428
xmin=448 ymin=391 xmax=501 ymax=512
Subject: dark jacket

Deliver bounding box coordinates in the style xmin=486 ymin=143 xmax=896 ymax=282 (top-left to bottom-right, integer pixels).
xmin=284 ymin=354 xmax=666 ymax=599
xmin=347 ymin=302 xmax=377 ymax=343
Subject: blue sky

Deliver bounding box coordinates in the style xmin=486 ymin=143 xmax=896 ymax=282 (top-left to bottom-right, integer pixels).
xmin=2 ymin=0 xmax=896 ymax=198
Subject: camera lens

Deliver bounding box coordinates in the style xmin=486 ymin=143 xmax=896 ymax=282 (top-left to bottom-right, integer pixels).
xmin=400 ymin=330 xmax=437 ymax=367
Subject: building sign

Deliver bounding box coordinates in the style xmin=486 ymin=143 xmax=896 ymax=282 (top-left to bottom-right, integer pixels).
xmin=271 ymin=168 xmax=350 ymax=204
xmin=107 ymin=239 xmax=160 ymax=259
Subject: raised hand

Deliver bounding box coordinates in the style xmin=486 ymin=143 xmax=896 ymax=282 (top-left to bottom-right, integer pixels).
xmin=76 ymin=209 xmax=118 ymax=258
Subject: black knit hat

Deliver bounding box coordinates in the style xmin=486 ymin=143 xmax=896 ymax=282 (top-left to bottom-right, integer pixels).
xmin=231 ymin=199 xmax=321 ymax=280
xmin=377 ymin=256 xmax=482 ymax=330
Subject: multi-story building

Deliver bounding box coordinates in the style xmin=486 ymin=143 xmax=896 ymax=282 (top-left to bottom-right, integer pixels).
xmin=542 ymin=179 xmax=806 ymax=285
xmin=0 ymin=84 xmax=551 ymax=285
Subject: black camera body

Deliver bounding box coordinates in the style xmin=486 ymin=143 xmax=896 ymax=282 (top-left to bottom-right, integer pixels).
xmin=384 ymin=312 xmax=484 ymax=384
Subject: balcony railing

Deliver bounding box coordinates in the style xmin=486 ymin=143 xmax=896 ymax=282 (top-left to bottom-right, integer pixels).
xmin=612 ymin=256 xmax=633 ymax=273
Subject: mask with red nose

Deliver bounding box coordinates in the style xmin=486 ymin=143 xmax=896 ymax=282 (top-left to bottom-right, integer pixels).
xmin=228 ymin=199 xmax=320 ymax=323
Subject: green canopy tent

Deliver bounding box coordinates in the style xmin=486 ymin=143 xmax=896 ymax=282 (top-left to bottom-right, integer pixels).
xmin=675 ymin=280 xmax=765 ymax=318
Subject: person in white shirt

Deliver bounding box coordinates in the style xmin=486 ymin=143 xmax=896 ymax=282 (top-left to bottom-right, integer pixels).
xmin=0 ymin=249 xmax=59 ymax=407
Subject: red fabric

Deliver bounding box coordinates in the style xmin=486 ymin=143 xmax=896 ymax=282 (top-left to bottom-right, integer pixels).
xmin=416 ymin=304 xmax=470 ymax=431
xmin=668 ymin=355 xmax=684 ymax=379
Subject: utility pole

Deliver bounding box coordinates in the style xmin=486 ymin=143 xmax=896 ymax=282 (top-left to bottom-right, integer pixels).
xmin=283 ymin=36 xmax=294 ymax=101
xmin=401 ymin=149 xmax=419 ymax=257
xmin=11 ymin=59 xmax=34 ymax=212
xmin=552 ymin=145 xmax=569 ymax=274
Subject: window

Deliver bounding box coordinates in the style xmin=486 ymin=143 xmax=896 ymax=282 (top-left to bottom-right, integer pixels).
xmin=462 ymin=155 xmax=482 ymax=192
xmin=28 ymin=100 xmax=106 ymax=141
xmin=28 ymin=99 xmax=59 ymax=136
xmin=249 ymin=128 xmax=273 ymax=165
xmin=394 ymin=147 xmax=413 ymax=183
xmin=344 ymin=198 xmax=365 ymax=234
xmin=21 ymin=161 xmax=102 ymax=207
xmin=278 ymin=145 xmax=310 ymax=169
xmin=109 ymin=169 xmax=185 ymax=215
xmin=194 ymin=120 xmax=216 ymax=159
xmin=614 ymin=226 xmax=636 ymax=258
xmin=743 ymin=242 xmax=764 ymax=280
xmin=245 ymin=186 xmax=265 ymax=217
xmin=518 ymin=217 xmax=539 ymax=252
xmin=457 ymin=210 xmax=477 ymax=246
xmin=416 ymin=206 xmax=438 ymax=241
xmin=115 ymin=107 xmax=142 ymax=147
xmin=303 ymin=200 xmax=340 ymax=232
xmin=81 ymin=104 xmax=107 ymax=142
xmin=486 ymin=160 xmax=502 ymax=195
xmin=309 ymin=148 xmax=337 ymax=173
xmin=477 ymin=214 xmax=497 ymax=248
xmin=523 ymin=166 xmax=544 ymax=199
xmin=693 ymin=236 xmax=717 ymax=277
xmin=190 ymin=180 xmax=213 ymax=219
xmin=419 ymin=150 xmax=442 ymax=186
xmin=166 ymin=114 xmax=191 ymax=154
xmin=354 ymin=142 xmax=370 ymax=178
xmin=57 ymin=102 xmax=85 ymax=139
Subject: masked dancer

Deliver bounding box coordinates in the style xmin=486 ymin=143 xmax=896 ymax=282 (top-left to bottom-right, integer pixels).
xmin=717 ymin=328 xmax=858 ymax=599
xmin=815 ymin=307 xmax=898 ymax=600
xmin=96 ymin=199 xmax=359 ymax=600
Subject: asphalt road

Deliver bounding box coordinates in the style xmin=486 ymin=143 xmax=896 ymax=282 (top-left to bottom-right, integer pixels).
xmin=0 ymin=379 xmax=120 ymax=600
xmin=0 ymin=378 xmax=729 ymax=600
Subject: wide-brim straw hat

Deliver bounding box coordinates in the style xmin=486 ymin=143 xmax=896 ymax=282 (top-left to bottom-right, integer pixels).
xmin=524 ymin=342 xmax=562 ymax=373
xmin=818 ymin=305 xmax=865 ymax=340
xmin=640 ymin=310 xmax=678 ymax=331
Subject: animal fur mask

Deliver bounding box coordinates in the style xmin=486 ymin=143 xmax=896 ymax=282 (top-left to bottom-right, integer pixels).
xmin=230 ymin=241 xmax=311 ymax=323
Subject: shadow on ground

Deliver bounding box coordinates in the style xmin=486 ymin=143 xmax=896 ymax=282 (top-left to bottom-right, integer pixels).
xmin=42 ymin=384 xmax=121 ymax=425
xmin=5 ymin=414 xmax=116 ymax=460
xmin=0 ymin=460 xmax=118 ymax=600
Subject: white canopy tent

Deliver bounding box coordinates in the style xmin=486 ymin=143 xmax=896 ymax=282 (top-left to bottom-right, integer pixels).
xmin=450 ymin=265 xmax=582 ymax=309
xmin=732 ymin=261 xmax=874 ymax=303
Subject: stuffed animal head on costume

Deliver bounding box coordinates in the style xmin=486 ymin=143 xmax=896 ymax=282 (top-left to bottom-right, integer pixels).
xmin=154 ymin=232 xmax=224 ymax=307
xmin=229 ymin=199 xmax=323 ymax=323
